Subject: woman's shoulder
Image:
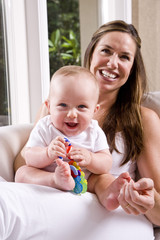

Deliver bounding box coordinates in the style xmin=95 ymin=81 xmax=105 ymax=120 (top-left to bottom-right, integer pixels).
xmin=141 ymin=106 xmax=159 ymax=119
xmin=141 ymin=106 xmax=160 ymax=129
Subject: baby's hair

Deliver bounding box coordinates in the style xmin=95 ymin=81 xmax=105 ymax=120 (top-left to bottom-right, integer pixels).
xmin=52 ymin=65 xmax=98 ymax=86
xmin=50 ymin=65 xmax=99 ymax=97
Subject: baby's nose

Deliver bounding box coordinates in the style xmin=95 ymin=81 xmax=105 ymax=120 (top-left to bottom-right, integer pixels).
xmin=67 ymin=108 xmax=77 ymax=118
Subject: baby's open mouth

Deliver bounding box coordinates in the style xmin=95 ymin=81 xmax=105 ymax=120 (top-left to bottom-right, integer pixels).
xmin=65 ymin=122 xmax=78 ymax=128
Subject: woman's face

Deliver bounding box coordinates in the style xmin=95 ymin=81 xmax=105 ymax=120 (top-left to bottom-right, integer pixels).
xmin=90 ymin=31 xmax=136 ymax=96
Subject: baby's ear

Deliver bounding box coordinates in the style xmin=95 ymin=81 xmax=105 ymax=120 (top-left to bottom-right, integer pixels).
xmin=94 ymin=104 xmax=100 ymax=113
xmin=45 ymin=99 xmax=50 ymax=111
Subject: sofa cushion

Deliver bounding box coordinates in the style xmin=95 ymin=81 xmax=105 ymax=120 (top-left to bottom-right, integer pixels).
xmin=0 ymin=124 xmax=33 ymax=181
xmin=142 ymin=91 xmax=160 ymax=117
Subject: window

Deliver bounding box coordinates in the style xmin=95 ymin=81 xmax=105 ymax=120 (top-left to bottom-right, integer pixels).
xmin=0 ymin=0 xmax=11 ymax=126
xmin=3 ymin=0 xmax=50 ymax=124
xmin=47 ymin=0 xmax=81 ymax=76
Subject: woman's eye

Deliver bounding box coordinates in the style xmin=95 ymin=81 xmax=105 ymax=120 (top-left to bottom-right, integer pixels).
xmin=102 ymin=49 xmax=111 ymax=54
xmin=121 ymin=55 xmax=130 ymax=60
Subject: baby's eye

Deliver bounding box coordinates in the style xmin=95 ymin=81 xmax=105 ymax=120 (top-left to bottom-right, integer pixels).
xmin=59 ymin=103 xmax=67 ymax=107
xmin=78 ymin=105 xmax=87 ymax=109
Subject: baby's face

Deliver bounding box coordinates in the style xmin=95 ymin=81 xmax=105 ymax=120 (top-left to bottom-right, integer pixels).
xmin=48 ymin=73 xmax=99 ymax=137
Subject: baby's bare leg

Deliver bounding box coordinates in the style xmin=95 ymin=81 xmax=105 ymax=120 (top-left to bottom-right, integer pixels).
xmin=15 ymin=163 xmax=75 ymax=191
xmin=54 ymin=158 xmax=75 ymax=191
xmin=88 ymin=172 xmax=131 ymax=210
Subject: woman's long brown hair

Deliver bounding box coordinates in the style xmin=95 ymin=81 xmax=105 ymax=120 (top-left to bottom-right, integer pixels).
xmin=84 ymin=20 xmax=147 ymax=164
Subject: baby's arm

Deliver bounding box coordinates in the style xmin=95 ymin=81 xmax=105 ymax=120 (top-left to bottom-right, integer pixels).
xmin=68 ymin=148 xmax=112 ymax=174
xmin=25 ymin=136 xmax=67 ymax=168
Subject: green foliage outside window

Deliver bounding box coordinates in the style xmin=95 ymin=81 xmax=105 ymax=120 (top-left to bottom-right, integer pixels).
xmin=47 ymin=0 xmax=81 ymax=76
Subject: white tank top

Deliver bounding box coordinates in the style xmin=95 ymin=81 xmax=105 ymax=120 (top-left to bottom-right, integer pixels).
xmin=110 ymin=132 xmax=136 ymax=180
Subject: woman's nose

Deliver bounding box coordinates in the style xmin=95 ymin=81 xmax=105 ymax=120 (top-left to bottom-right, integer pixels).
xmin=67 ymin=108 xmax=77 ymax=118
xmin=107 ymin=54 xmax=118 ymax=69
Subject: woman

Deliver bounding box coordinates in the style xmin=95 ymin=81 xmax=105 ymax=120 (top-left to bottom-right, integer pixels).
xmin=83 ymin=20 xmax=160 ymax=226
xmin=14 ymin=20 xmax=160 ymax=227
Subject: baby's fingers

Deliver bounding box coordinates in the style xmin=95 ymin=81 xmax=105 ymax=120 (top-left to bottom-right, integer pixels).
xmin=68 ymin=148 xmax=80 ymax=159
xmin=53 ymin=136 xmax=66 ymax=149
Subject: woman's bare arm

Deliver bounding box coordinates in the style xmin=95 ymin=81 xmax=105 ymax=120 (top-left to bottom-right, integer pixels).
xmin=118 ymin=107 xmax=160 ymax=226
xmin=137 ymin=107 xmax=160 ymax=225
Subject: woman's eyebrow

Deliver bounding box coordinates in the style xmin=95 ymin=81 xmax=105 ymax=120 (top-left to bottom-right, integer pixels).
xmin=121 ymin=51 xmax=133 ymax=56
xmin=102 ymin=44 xmax=113 ymax=49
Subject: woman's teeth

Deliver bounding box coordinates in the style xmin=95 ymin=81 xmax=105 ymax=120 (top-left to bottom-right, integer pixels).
xmin=102 ymin=70 xmax=116 ymax=79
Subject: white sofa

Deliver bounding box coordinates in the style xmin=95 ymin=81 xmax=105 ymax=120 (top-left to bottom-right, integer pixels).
xmin=0 ymin=92 xmax=160 ymax=240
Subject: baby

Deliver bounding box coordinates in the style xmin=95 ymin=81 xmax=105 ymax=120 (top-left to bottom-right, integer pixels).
xmin=23 ymin=65 xmax=112 ymax=191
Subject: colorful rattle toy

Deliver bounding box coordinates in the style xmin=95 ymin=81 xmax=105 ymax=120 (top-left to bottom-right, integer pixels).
xmin=61 ymin=137 xmax=87 ymax=194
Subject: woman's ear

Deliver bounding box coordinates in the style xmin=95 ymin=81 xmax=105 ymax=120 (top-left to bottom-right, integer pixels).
xmin=94 ymin=104 xmax=100 ymax=114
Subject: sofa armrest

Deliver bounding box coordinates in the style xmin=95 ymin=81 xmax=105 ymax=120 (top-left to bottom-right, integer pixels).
xmin=0 ymin=124 xmax=33 ymax=182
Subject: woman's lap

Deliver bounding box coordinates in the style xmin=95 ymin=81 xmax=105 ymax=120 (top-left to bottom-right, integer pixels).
xmin=0 ymin=180 xmax=154 ymax=240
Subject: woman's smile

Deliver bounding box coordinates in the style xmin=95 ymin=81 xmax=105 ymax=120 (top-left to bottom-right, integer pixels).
xmin=99 ymin=69 xmax=119 ymax=82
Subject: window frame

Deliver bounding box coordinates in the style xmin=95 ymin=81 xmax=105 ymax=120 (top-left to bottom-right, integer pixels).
xmin=98 ymin=0 xmax=132 ymax=26
xmin=3 ymin=0 xmax=50 ymax=124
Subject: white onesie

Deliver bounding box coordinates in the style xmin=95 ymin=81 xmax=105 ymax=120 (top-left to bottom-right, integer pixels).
xmin=26 ymin=115 xmax=109 ymax=179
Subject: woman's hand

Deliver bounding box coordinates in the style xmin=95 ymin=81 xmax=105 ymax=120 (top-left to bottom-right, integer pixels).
xmin=118 ymin=178 xmax=155 ymax=215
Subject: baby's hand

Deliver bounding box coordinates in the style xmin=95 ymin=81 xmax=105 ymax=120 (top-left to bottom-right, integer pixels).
xmin=47 ymin=136 xmax=66 ymax=160
xmin=68 ymin=147 xmax=92 ymax=167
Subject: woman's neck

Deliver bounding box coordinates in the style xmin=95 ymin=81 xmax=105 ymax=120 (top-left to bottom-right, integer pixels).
xmin=94 ymin=91 xmax=117 ymax=127
xmin=98 ymin=90 xmax=117 ymax=111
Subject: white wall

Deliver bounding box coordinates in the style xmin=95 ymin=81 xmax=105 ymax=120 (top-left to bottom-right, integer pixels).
xmin=79 ymin=0 xmax=98 ymax=65
xmin=132 ymin=0 xmax=160 ymax=91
